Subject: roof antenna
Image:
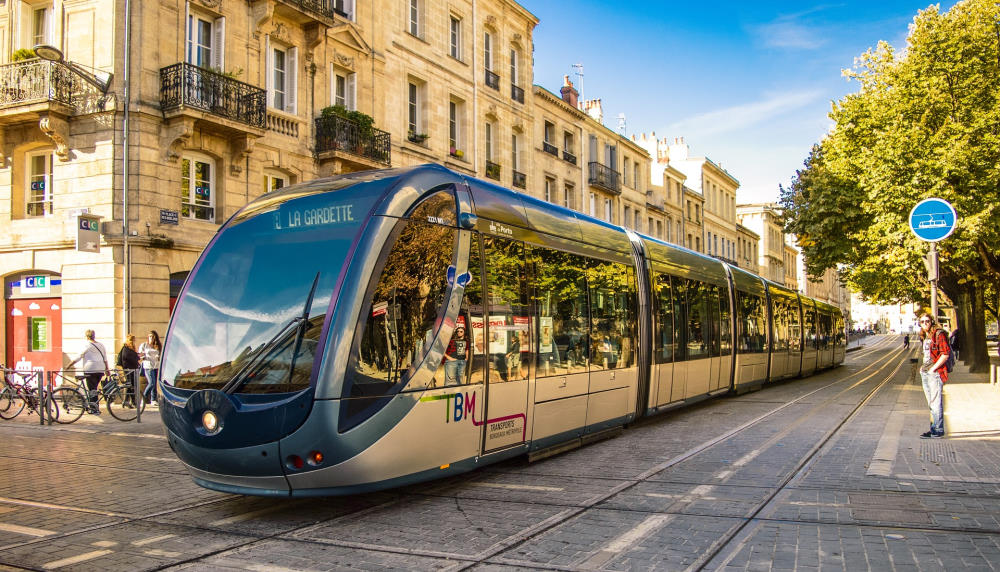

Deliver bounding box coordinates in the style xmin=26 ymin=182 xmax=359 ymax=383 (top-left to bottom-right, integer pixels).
xmin=572 ymin=62 xmax=584 ymax=109
xmin=617 ymin=113 xmax=626 ymax=135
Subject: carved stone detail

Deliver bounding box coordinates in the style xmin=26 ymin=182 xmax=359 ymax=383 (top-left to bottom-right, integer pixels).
xmin=304 ymin=22 xmax=325 ymax=56
xmin=513 ymin=32 xmax=522 ymax=42
xmin=39 ymin=115 xmax=70 ymax=161
xmin=161 ymin=117 xmax=195 ymax=163
xmin=192 ymin=0 xmax=221 ymax=9
xmin=270 ymin=22 xmax=290 ymax=44
xmin=334 ymin=54 xmax=355 ymax=70
xmin=485 ymin=15 xmax=497 ymax=28
xmin=250 ymin=0 xmax=274 ymax=38
xmin=230 ymin=135 xmax=257 ymax=175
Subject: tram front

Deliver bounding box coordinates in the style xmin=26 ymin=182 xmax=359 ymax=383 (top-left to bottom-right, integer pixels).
xmin=160 ymin=166 xmax=473 ymax=496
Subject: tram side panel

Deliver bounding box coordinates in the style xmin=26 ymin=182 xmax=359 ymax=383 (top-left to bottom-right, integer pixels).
xmin=800 ymin=298 xmax=819 ymax=376
xmin=730 ymin=267 xmax=769 ymax=392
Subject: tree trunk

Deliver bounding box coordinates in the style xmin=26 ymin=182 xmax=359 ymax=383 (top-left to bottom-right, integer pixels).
xmin=955 ymin=282 xmax=990 ymax=374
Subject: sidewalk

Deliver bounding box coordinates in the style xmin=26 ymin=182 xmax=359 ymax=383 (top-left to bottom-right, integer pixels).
xmin=942 ymin=361 xmax=1000 ymax=439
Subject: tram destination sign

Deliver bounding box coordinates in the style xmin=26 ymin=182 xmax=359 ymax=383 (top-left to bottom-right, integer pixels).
xmin=909 ymin=198 xmax=956 ymax=242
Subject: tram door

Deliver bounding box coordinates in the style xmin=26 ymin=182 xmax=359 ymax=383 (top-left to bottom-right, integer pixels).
xmin=480 ymin=236 xmax=531 ymax=453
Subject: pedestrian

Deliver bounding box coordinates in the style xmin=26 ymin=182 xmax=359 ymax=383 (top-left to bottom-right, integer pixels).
xmin=116 ymin=333 xmax=140 ymax=408
xmin=139 ymin=330 xmax=162 ymax=405
xmin=917 ymin=313 xmax=949 ymax=438
xmin=903 ymin=333 xmax=910 ymax=349
xmin=442 ymin=326 xmax=469 ymax=386
xmin=65 ymin=329 xmax=110 ymax=414
xmin=948 ymin=327 xmax=961 ymax=361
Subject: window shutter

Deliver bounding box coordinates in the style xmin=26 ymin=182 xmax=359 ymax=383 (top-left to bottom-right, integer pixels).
xmin=345 ymin=0 xmax=355 ymax=21
xmin=212 ymin=16 xmax=225 ymax=70
xmin=265 ymin=36 xmax=274 ymax=108
xmin=184 ymin=3 xmax=192 ymax=63
xmin=287 ymin=47 xmax=298 ymax=114
xmin=346 ymin=72 xmax=356 ymax=110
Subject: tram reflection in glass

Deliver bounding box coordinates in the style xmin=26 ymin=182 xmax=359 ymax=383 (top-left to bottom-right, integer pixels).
xmin=160 ymin=164 xmax=845 ymax=497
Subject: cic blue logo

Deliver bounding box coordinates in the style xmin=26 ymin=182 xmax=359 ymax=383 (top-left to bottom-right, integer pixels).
xmin=909 ymin=198 xmax=956 ymax=242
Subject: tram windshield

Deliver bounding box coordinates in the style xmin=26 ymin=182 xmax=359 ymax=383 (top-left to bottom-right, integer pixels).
xmin=162 ymin=181 xmax=386 ymax=393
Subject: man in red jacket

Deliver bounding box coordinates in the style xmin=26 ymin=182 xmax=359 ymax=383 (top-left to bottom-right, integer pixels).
xmin=918 ymin=313 xmax=949 ymax=438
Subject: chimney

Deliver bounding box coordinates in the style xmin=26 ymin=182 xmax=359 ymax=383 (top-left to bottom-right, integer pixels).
xmin=560 ymin=75 xmax=579 ymax=108
xmin=583 ymin=98 xmax=603 ymax=123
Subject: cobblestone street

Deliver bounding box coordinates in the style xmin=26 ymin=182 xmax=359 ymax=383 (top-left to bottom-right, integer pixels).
xmin=1 ymin=336 xmax=998 ymax=571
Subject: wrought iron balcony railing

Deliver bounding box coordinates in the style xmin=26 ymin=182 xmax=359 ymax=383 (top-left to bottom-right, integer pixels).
xmin=542 ymin=141 xmax=558 ymax=156
xmin=588 ymin=161 xmax=620 ymax=194
xmin=562 ymin=150 xmax=577 ymax=165
xmin=485 ymin=69 xmax=499 ymax=90
xmin=485 ymin=160 xmax=501 ymax=180
xmin=0 ymin=59 xmax=77 ymax=109
xmin=160 ymin=63 xmax=266 ymax=128
xmin=511 ymin=84 xmax=524 ymax=104
xmin=315 ymin=113 xmax=391 ymax=166
xmin=512 ymin=170 xmax=526 ymax=189
xmin=279 ymin=0 xmax=342 ymax=23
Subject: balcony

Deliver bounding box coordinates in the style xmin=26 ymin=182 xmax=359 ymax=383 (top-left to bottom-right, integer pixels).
xmin=160 ymin=63 xmax=266 ymax=131
xmin=0 ymin=59 xmax=78 ymax=122
xmin=315 ymin=113 xmax=391 ymax=168
xmin=646 ymin=191 xmax=666 ymax=213
xmin=268 ymin=0 xmax=343 ymax=26
xmin=542 ymin=141 xmax=558 ymax=156
xmin=485 ymin=69 xmax=499 ymax=91
xmin=562 ymin=150 xmax=577 ymax=165
xmin=512 ymin=170 xmax=526 ymax=189
xmin=511 ymin=84 xmax=524 ymax=104
xmin=588 ymin=161 xmax=620 ymax=194
xmin=485 ymin=160 xmax=501 ymax=180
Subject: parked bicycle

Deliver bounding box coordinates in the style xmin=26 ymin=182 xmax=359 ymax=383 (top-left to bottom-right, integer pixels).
xmin=0 ymin=368 xmax=57 ymax=422
xmin=48 ymin=369 xmax=143 ymax=424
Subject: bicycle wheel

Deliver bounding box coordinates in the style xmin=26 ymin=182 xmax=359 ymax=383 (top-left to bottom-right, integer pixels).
xmin=0 ymin=387 xmax=25 ymax=420
xmin=106 ymin=385 xmax=139 ymax=421
xmin=51 ymin=388 xmax=85 ymax=424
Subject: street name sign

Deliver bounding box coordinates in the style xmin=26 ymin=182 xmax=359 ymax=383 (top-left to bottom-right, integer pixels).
xmin=908 ymin=198 xmax=956 ymax=242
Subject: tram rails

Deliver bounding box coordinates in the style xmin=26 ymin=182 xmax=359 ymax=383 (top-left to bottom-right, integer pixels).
xmin=159 ymin=164 xmax=847 ymax=497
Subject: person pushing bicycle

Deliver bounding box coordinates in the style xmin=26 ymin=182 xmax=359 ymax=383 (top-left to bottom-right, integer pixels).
xmin=65 ymin=329 xmax=110 ymax=414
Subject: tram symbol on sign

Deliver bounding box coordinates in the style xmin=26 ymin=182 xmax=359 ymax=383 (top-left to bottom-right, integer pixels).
xmin=916 ymin=216 xmax=948 ymax=229
xmin=909 ymin=198 xmax=957 ymax=242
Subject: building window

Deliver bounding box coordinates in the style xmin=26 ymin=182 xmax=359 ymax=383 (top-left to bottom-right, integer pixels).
xmin=449 ymin=98 xmax=465 ymax=155
xmin=26 ymin=151 xmax=53 ymax=217
xmin=634 ymin=210 xmax=640 ymax=230
xmin=634 ymin=164 xmax=640 ymax=189
xmin=268 ymin=42 xmax=297 ymax=113
xmin=333 ymin=0 xmax=354 ymax=21
xmin=563 ymin=131 xmax=574 ymax=153
xmin=187 ymin=12 xmax=224 ymax=69
xmin=604 ymin=198 xmax=613 ymax=223
xmin=624 ymin=206 xmax=631 ymax=228
xmin=648 ymin=217 xmax=654 ymax=235
xmin=484 ymin=31 xmax=493 ymax=70
xmin=332 ymin=68 xmax=356 ymax=110
xmin=407 ymin=79 xmax=425 ymax=137
xmin=656 ymin=220 xmax=663 ymax=238
xmin=510 ymin=48 xmax=519 ymax=86
xmin=511 ymin=132 xmax=520 ymax=171
xmin=623 ymin=158 xmax=630 ymax=187
xmin=449 ymin=16 xmax=462 ymax=59
xmin=589 ymin=193 xmax=596 ymax=217
xmin=263 ymin=171 xmax=287 ymax=194
xmin=31 ymin=5 xmax=51 ymax=48
xmin=707 ymin=231 xmax=713 ymax=254
xmin=545 ymin=178 xmax=554 ymax=203
xmin=485 ymin=122 xmax=494 ymax=161
xmin=408 ymin=0 xmax=421 ymax=36
xmin=564 ymin=183 xmax=574 ymax=210
xmin=181 ymin=155 xmax=215 ymax=222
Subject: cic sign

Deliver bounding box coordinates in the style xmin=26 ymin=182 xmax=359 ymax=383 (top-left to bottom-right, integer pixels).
xmin=77 ymin=214 xmax=102 ymax=253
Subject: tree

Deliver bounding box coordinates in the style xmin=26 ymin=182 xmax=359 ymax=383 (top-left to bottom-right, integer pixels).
xmin=781 ymin=0 xmax=1000 ymax=372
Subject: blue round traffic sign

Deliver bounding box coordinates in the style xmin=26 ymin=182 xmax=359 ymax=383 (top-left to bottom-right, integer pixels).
xmin=909 ymin=198 xmax=957 ymax=242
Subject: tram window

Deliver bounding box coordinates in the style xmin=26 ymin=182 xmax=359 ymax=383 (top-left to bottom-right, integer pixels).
xmin=818 ymin=313 xmax=831 ymax=350
xmin=346 ymin=220 xmax=457 ymax=403
xmin=532 ymin=247 xmax=589 ymax=377
xmin=719 ymin=286 xmax=732 ymax=357
xmin=804 ymin=308 xmax=817 ymax=349
xmin=484 ymin=236 xmax=531 ymax=383
xmin=672 ymin=278 xmax=688 ymax=361
xmin=687 ymin=280 xmax=708 ymax=359
xmin=408 ymin=189 xmax=457 ymax=226
xmin=588 ymin=260 xmax=636 ymax=370
xmin=707 ymin=285 xmax=721 ymax=358
xmin=789 ymin=301 xmax=802 ymax=351
xmin=773 ymin=300 xmax=788 ymax=352
xmin=835 ymin=314 xmax=845 ymax=347
xmin=458 ymin=233 xmax=485 ymax=386
xmin=653 ymin=272 xmax=673 ymax=364
xmin=737 ymin=292 xmax=767 ymax=354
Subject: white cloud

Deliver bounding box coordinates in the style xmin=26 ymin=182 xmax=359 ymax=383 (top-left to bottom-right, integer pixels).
xmin=753 ymin=17 xmax=827 ymax=50
xmin=667 ymin=90 xmax=825 ymax=137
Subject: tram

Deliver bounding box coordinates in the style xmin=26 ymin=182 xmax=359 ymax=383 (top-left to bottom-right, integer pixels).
xmin=159 ymin=164 xmax=845 ymax=497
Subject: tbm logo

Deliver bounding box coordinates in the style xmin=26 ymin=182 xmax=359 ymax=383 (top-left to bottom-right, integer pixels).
xmin=445 ymin=392 xmax=477 ymax=423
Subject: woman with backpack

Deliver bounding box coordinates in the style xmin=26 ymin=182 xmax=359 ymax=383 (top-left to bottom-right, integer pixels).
xmin=918 ymin=313 xmax=950 ymax=439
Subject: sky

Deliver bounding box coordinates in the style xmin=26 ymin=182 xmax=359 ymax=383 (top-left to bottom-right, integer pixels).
xmin=525 ymin=0 xmax=958 ymax=205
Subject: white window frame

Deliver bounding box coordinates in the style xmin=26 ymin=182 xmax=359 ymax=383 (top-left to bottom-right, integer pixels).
xmin=589 ymin=192 xmax=596 ymax=217
xmin=485 ymin=121 xmax=494 ymax=161
xmin=511 ymin=133 xmax=520 ymax=171
xmin=484 ymin=31 xmax=493 ymax=71
xmin=407 ymin=79 xmax=425 ymax=136
xmin=266 ymin=40 xmax=297 ymax=114
xmin=449 ymin=15 xmax=462 ymax=60
xmin=333 ymin=0 xmax=355 ymax=21
xmin=449 ymin=98 xmax=465 ymax=153
xmin=263 ymin=171 xmax=288 ymax=194
xmin=25 ymin=150 xmax=53 ymax=217
xmin=408 ymin=0 xmax=421 ymax=37
xmin=604 ymin=198 xmax=612 ymax=223
xmin=545 ymin=178 xmax=554 ymax=203
xmin=31 ymin=5 xmax=51 ymax=49
xmin=181 ymin=153 xmax=216 ymax=222
xmin=332 ymin=66 xmax=356 ymax=110
xmin=186 ymin=10 xmax=225 ymax=70
xmin=510 ymin=47 xmax=519 ymax=87
xmin=624 ymin=205 xmax=631 ymax=228
xmin=564 ymin=183 xmax=574 ymax=209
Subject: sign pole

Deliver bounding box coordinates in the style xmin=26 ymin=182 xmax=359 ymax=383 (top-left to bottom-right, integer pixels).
xmin=929 ymin=242 xmax=938 ymax=323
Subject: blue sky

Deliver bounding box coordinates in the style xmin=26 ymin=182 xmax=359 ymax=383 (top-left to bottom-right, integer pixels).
xmin=527 ymin=1 xmax=956 ymax=204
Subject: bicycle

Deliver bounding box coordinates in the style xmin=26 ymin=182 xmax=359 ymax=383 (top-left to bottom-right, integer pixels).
xmin=49 ymin=369 xmax=143 ymax=424
xmin=0 ymin=369 xmax=58 ymax=422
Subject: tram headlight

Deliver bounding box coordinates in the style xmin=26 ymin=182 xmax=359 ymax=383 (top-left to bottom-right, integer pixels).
xmin=201 ymin=410 xmax=220 ymax=434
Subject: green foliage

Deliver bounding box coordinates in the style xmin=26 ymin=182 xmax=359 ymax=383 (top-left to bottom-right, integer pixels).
xmin=321 ymin=105 xmax=375 ymax=139
xmin=11 ymin=48 xmax=36 ymax=62
xmin=782 ymin=0 xmax=1000 ymax=307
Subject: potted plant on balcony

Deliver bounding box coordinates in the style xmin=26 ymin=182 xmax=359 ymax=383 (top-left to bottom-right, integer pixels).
xmin=449 ymin=147 xmax=464 ymax=159
xmin=407 ymin=130 xmax=429 ymax=144
xmin=321 ymin=105 xmax=375 ymax=153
